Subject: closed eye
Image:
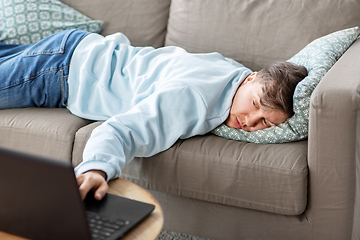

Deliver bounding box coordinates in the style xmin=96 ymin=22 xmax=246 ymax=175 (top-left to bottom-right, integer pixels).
xmin=263 ymin=118 xmax=276 ymax=128
xmin=263 ymin=118 xmax=270 ymax=127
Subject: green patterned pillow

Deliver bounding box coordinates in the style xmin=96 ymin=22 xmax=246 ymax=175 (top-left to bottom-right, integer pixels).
xmin=0 ymin=0 xmax=103 ymax=44
xmin=212 ymin=27 xmax=359 ymax=143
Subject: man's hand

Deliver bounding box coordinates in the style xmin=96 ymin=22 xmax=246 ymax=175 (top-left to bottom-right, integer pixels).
xmin=77 ymin=170 xmax=109 ymax=201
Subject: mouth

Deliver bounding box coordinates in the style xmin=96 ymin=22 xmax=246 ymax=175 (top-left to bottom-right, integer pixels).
xmin=234 ymin=118 xmax=243 ymax=129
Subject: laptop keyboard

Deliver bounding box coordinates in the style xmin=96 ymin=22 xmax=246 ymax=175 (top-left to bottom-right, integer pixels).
xmin=86 ymin=211 xmax=130 ymax=240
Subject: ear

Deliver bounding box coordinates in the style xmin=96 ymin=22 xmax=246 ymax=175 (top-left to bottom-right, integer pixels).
xmin=241 ymin=72 xmax=258 ymax=86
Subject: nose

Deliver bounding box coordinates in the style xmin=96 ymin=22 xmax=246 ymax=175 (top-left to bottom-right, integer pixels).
xmin=244 ymin=112 xmax=265 ymax=131
xmin=245 ymin=115 xmax=258 ymax=128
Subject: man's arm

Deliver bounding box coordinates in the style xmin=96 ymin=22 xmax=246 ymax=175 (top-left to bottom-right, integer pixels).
xmin=75 ymin=83 xmax=210 ymax=198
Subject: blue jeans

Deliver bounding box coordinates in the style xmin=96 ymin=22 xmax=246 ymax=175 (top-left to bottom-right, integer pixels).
xmin=0 ymin=29 xmax=89 ymax=109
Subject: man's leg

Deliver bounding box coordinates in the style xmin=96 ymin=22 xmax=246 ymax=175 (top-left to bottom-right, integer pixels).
xmin=0 ymin=29 xmax=89 ymax=109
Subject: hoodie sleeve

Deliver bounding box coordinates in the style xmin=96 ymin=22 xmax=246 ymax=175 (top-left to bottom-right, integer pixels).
xmin=74 ymin=81 xmax=209 ymax=180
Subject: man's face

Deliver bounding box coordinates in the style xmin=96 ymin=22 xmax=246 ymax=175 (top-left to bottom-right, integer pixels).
xmin=225 ymin=73 xmax=289 ymax=132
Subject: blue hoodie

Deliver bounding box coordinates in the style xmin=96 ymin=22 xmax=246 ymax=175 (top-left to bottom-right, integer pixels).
xmin=69 ymin=33 xmax=252 ymax=180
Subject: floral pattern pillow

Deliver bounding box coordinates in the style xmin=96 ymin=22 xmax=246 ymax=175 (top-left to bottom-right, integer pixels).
xmin=212 ymin=27 xmax=359 ymax=143
xmin=0 ymin=0 xmax=103 ymax=44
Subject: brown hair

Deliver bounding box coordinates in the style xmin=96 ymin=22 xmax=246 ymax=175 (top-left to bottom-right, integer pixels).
xmin=256 ymin=62 xmax=308 ymax=117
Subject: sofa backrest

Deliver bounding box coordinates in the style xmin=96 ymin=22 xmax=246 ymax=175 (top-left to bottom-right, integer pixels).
xmin=62 ymin=0 xmax=360 ymax=71
xmin=166 ymin=0 xmax=360 ymax=71
xmin=60 ymin=0 xmax=171 ymax=48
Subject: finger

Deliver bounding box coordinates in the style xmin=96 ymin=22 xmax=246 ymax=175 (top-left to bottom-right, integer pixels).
xmin=76 ymin=174 xmax=85 ymax=187
xmin=77 ymin=172 xmax=108 ymax=200
xmin=94 ymin=181 xmax=109 ymax=201
xmin=78 ymin=177 xmax=94 ymax=200
xmin=78 ymin=175 xmax=99 ymax=200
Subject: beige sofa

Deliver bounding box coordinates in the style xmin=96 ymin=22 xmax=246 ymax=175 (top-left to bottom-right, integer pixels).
xmin=1 ymin=0 xmax=360 ymax=239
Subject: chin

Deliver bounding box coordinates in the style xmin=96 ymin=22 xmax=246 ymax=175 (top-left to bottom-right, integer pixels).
xmin=224 ymin=121 xmax=234 ymax=129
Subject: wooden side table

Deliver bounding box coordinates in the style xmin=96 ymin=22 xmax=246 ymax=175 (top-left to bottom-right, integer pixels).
xmin=0 ymin=178 xmax=164 ymax=240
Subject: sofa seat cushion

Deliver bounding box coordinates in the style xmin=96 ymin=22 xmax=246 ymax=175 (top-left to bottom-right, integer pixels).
xmin=0 ymin=109 xmax=308 ymax=215
xmin=0 ymin=108 xmax=92 ymax=162
xmin=121 ymin=135 xmax=308 ymax=215
xmin=72 ymin=121 xmax=308 ymax=215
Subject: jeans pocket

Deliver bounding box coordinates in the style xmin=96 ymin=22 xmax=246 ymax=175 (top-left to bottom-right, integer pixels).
xmin=22 ymin=29 xmax=76 ymax=57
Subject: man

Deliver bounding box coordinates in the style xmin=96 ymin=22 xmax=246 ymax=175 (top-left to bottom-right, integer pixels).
xmin=0 ymin=29 xmax=308 ymax=200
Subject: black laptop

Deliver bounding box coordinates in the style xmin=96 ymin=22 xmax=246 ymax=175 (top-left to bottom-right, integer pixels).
xmin=0 ymin=147 xmax=155 ymax=240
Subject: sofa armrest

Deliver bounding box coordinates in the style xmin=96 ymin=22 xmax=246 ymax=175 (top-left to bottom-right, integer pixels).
xmin=307 ymin=38 xmax=360 ymax=239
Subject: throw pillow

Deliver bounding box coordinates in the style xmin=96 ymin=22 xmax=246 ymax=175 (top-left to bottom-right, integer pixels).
xmin=212 ymin=27 xmax=359 ymax=143
xmin=0 ymin=0 xmax=103 ymax=45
